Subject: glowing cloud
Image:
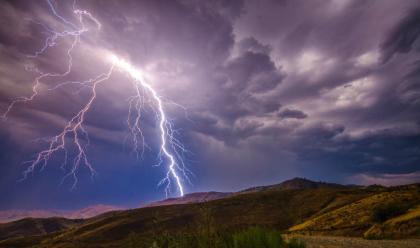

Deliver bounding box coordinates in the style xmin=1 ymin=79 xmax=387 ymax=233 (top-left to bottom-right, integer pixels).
xmin=2 ymin=0 xmax=188 ymax=197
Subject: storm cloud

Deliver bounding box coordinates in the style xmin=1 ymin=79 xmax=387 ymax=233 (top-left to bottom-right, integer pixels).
xmin=0 ymin=0 xmax=419 ymax=209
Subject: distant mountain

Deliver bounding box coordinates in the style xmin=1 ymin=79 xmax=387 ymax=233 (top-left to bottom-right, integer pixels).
xmin=0 ymin=178 xmax=350 ymax=223
xmin=64 ymin=204 xmax=124 ymax=219
xmin=145 ymin=178 xmax=352 ymax=207
xmin=240 ymin=177 xmax=357 ymax=193
xmin=0 ymin=210 xmax=63 ymax=223
xmin=0 ymin=217 xmax=82 ymax=241
xmin=144 ymin=191 xmax=232 ymax=207
xmin=0 ymin=204 xmax=123 ymax=223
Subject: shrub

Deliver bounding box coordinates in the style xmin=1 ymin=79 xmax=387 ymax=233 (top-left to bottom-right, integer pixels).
xmin=149 ymin=227 xmax=305 ymax=248
xmin=144 ymin=203 xmax=305 ymax=248
xmin=232 ymin=226 xmax=284 ymax=248
xmin=126 ymin=232 xmax=143 ymax=248
xmin=371 ymin=202 xmax=410 ymax=223
xmin=287 ymin=238 xmax=306 ymax=248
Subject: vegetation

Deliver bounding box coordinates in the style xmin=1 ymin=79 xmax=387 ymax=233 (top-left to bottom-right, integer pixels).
xmin=288 ymin=187 xmax=420 ymax=237
xmin=126 ymin=227 xmax=305 ymax=248
xmin=365 ymin=204 xmax=420 ymax=239
xmin=371 ymin=202 xmax=410 ymax=223
xmin=136 ymin=204 xmax=306 ymax=248
xmin=0 ymin=182 xmax=419 ymax=247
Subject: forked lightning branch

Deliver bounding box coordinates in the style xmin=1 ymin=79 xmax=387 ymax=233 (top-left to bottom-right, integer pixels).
xmin=2 ymin=0 xmax=190 ymax=197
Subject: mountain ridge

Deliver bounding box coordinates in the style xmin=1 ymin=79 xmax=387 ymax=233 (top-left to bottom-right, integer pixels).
xmin=143 ymin=191 xmax=233 ymax=207
xmin=1 ymin=178 xmax=418 ymax=248
xmin=0 ymin=204 xmax=123 ymax=223
xmin=240 ymin=177 xmax=360 ymax=193
xmin=0 ymin=178 xmax=365 ymax=223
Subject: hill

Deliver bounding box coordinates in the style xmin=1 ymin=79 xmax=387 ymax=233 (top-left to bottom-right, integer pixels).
xmin=0 ymin=178 xmax=418 ymax=248
xmin=144 ymin=191 xmax=232 ymax=207
xmin=0 ymin=205 xmax=123 ymax=223
xmin=288 ymin=184 xmax=420 ymax=238
xmin=0 ymin=217 xmax=82 ymax=240
xmin=240 ymin=177 xmax=357 ymax=193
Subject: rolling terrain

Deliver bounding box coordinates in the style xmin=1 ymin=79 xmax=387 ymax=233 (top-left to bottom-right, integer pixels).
xmin=144 ymin=191 xmax=232 ymax=207
xmin=0 ymin=205 xmax=124 ymax=223
xmin=0 ymin=178 xmax=419 ymax=248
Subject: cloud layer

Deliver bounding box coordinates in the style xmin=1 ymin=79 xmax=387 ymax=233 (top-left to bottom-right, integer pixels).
xmin=0 ymin=0 xmax=419 ymax=209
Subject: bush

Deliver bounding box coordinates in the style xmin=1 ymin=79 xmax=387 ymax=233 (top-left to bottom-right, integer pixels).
xmin=371 ymin=202 xmax=410 ymax=223
xmin=130 ymin=205 xmax=306 ymax=247
xmin=126 ymin=232 xmax=143 ymax=248
xmin=148 ymin=227 xmax=305 ymax=248
xmin=287 ymin=238 xmax=306 ymax=248
xmin=232 ymin=227 xmax=284 ymax=248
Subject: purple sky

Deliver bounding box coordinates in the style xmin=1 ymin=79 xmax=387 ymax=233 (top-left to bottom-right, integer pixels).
xmin=0 ymin=0 xmax=420 ymax=210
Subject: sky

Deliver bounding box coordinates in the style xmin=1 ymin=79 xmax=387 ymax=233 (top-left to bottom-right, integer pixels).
xmin=0 ymin=0 xmax=420 ymax=210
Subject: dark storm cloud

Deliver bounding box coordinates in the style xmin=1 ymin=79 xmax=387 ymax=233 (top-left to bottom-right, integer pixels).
xmin=202 ymin=37 xmax=284 ymax=124
xmin=76 ymin=0 xmax=243 ymax=67
xmin=278 ymin=108 xmax=307 ymax=119
xmin=377 ymin=4 xmax=420 ymax=110
xmin=237 ymin=37 xmax=272 ymax=54
xmin=398 ymin=60 xmax=420 ymax=107
xmin=0 ymin=0 xmax=249 ymax=208
xmin=0 ymin=0 xmax=420 ymax=209
xmin=190 ymin=0 xmax=420 ymax=189
xmin=224 ymin=50 xmax=284 ymax=93
xmin=381 ymin=6 xmax=420 ymax=63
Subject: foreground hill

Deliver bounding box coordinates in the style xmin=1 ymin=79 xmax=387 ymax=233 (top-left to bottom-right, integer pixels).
xmin=289 ymin=184 xmax=420 ymax=239
xmin=286 ymin=235 xmax=420 ymax=248
xmin=0 ymin=178 xmax=419 ymax=248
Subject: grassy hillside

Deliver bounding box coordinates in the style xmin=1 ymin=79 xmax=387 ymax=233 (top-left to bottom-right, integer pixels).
xmin=364 ymin=203 xmax=420 ymax=239
xmin=0 ymin=217 xmax=82 ymax=240
xmin=0 ymin=181 xmax=419 ymax=248
xmin=288 ymin=185 xmax=420 ymax=237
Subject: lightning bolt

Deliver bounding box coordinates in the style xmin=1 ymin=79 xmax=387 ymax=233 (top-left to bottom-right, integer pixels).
xmin=2 ymin=0 xmax=189 ymax=196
